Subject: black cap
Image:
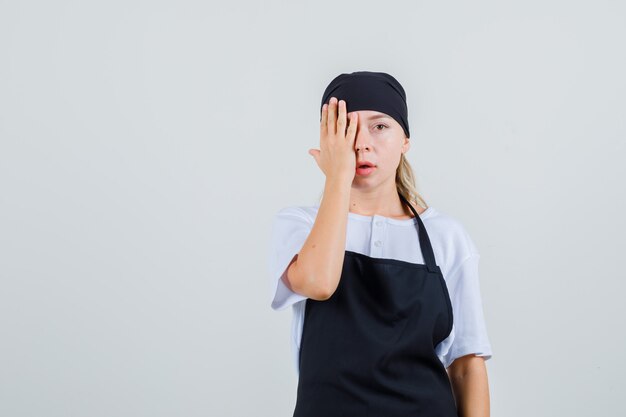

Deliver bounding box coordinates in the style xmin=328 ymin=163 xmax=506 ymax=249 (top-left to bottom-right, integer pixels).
xmin=320 ymin=71 xmax=410 ymax=138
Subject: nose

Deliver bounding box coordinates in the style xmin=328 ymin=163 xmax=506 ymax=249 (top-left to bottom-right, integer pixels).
xmin=354 ymin=129 xmax=371 ymax=152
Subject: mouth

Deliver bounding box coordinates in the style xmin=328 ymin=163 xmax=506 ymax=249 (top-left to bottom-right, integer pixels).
xmin=357 ymin=162 xmax=376 ymax=169
xmin=356 ymin=163 xmax=376 ymax=176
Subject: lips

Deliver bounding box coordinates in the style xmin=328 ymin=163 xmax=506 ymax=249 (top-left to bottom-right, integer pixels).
xmin=356 ymin=162 xmax=376 ymax=176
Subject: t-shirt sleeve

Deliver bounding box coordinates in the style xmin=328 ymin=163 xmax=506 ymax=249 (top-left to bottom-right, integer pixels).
xmin=441 ymin=253 xmax=493 ymax=369
xmin=267 ymin=206 xmax=313 ymax=311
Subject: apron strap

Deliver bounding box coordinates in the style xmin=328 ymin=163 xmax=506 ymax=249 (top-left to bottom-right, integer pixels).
xmin=398 ymin=193 xmax=439 ymax=273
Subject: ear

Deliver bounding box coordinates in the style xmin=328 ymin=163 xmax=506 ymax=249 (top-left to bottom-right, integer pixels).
xmin=402 ymin=137 xmax=410 ymax=154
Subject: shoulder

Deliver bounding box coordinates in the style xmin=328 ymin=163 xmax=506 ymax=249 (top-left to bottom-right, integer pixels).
xmin=423 ymin=207 xmax=480 ymax=257
xmin=273 ymin=205 xmax=317 ymax=225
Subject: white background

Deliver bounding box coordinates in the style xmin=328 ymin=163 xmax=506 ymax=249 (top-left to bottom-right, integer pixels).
xmin=1 ymin=0 xmax=624 ymax=416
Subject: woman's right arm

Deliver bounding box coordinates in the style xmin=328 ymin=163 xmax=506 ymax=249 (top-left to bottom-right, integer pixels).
xmin=284 ymin=175 xmax=353 ymax=300
xmin=283 ymin=98 xmax=358 ymax=301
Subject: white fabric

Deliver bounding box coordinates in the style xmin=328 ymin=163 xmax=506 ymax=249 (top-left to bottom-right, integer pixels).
xmin=267 ymin=204 xmax=493 ymax=376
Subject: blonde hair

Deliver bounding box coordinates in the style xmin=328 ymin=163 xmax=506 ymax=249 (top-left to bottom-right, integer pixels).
xmin=315 ymin=152 xmax=429 ymax=211
xmin=396 ymin=152 xmax=428 ymax=210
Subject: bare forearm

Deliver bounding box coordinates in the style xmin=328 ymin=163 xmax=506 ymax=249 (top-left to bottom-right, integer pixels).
xmin=450 ymin=366 xmax=490 ymax=417
xmin=294 ymin=175 xmax=352 ymax=298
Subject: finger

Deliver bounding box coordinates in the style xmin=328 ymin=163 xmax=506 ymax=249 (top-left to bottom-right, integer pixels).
xmin=320 ymin=104 xmax=328 ymax=138
xmin=346 ymin=112 xmax=358 ymax=143
xmin=309 ymin=148 xmax=320 ymax=163
xmin=320 ymin=103 xmax=328 ymax=137
xmin=327 ymin=97 xmax=337 ymax=135
xmin=337 ymin=99 xmax=347 ymax=137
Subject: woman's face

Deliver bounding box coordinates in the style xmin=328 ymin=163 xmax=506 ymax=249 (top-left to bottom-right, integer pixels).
xmin=347 ymin=109 xmax=410 ymax=186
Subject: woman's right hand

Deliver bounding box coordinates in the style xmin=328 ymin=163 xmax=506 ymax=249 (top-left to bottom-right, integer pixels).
xmin=309 ymin=97 xmax=358 ymax=182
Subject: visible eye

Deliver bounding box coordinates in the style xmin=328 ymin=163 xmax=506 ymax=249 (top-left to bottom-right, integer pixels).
xmin=374 ymin=124 xmax=388 ymax=130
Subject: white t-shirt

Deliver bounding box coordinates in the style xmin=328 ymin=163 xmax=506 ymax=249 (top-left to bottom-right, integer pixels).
xmin=267 ymin=204 xmax=493 ymax=376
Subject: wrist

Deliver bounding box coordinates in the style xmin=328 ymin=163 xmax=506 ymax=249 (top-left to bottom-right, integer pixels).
xmin=326 ymin=174 xmax=354 ymax=188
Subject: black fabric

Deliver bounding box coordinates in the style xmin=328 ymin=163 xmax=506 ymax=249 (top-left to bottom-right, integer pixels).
xmin=320 ymin=71 xmax=411 ymax=138
xmin=293 ymin=195 xmax=458 ymax=417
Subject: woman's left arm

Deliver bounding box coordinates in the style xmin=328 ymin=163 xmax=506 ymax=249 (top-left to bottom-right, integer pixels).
xmin=447 ymin=354 xmax=491 ymax=417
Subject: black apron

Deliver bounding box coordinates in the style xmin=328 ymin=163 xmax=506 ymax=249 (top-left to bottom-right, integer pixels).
xmin=293 ymin=194 xmax=458 ymax=417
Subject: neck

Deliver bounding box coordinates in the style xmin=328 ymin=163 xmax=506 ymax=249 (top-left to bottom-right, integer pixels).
xmin=348 ymin=186 xmax=418 ymax=219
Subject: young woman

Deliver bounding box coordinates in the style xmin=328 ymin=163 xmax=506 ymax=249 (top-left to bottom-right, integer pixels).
xmin=268 ymin=71 xmax=493 ymax=417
